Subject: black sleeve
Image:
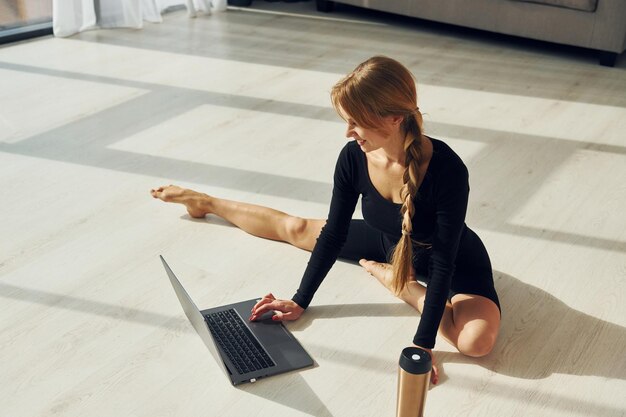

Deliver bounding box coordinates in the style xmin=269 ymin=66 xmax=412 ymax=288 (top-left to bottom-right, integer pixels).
xmin=412 ymin=163 xmax=469 ymax=349
xmin=292 ymin=145 xmax=359 ymax=309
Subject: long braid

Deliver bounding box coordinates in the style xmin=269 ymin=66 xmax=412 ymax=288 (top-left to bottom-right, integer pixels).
xmin=390 ymin=111 xmax=424 ymax=295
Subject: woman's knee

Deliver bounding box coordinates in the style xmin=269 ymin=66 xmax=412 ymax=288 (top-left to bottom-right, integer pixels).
xmin=457 ymin=328 xmax=497 ymax=358
xmin=283 ymin=217 xmax=321 ymax=250
xmin=450 ymin=294 xmax=500 ymax=357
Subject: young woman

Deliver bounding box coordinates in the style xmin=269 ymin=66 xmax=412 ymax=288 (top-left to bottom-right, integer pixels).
xmin=151 ymin=56 xmax=501 ymax=385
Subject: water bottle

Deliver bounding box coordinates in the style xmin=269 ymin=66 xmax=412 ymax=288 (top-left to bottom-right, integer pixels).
xmin=396 ymin=346 xmax=432 ymax=417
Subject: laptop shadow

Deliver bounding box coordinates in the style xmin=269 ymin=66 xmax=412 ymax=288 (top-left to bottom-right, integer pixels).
xmin=239 ymin=372 xmax=335 ymax=417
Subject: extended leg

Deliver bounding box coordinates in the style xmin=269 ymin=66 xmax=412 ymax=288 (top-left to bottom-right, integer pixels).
xmin=151 ymin=185 xmax=325 ymax=251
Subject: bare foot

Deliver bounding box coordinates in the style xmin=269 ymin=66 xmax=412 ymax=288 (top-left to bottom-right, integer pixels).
xmin=359 ymin=259 xmax=419 ymax=292
xmin=359 ymin=259 xmax=394 ymax=290
xmin=150 ymin=185 xmax=208 ymax=218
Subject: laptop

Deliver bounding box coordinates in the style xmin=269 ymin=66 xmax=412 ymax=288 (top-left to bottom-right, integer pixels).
xmin=160 ymin=255 xmax=314 ymax=385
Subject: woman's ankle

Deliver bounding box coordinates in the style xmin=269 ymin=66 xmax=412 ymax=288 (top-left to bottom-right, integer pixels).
xmin=190 ymin=192 xmax=213 ymax=214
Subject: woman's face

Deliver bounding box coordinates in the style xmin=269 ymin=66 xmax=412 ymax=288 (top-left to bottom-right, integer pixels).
xmin=340 ymin=108 xmax=397 ymax=153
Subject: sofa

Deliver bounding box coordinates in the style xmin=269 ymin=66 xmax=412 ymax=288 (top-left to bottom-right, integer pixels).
xmin=315 ymin=0 xmax=626 ymax=66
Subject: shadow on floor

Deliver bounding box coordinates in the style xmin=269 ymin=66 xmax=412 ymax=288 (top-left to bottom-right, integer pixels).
xmin=294 ymin=271 xmax=626 ymax=382
xmin=239 ymin=372 xmax=335 ymax=417
xmin=441 ymin=271 xmax=626 ymax=382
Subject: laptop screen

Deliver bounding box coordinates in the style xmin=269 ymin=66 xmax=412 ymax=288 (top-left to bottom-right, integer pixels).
xmin=160 ymin=256 xmax=230 ymax=378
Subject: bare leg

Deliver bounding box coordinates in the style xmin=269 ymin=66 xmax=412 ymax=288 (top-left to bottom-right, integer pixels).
xmin=150 ymin=185 xmax=325 ymax=251
xmin=359 ymin=260 xmax=500 ymax=357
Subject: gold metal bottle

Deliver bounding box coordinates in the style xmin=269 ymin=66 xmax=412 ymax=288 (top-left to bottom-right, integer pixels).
xmin=396 ymin=347 xmax=432 ymax=417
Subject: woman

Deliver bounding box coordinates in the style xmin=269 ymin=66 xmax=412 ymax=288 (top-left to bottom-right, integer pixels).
xmin=151 ymin=56 xmax=501 ymax=385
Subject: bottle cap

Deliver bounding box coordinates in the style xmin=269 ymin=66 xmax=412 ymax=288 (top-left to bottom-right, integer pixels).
xmin=399 ymin=346 xmax=432 ymax=375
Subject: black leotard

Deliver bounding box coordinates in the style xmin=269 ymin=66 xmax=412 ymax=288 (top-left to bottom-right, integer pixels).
xmin=292 ymin=138 xmax=500 ymax=349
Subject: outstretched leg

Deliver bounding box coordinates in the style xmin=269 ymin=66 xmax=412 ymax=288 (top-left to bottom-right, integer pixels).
xmin=150 ymin=185 xmax=325 ymax=251
xmin=359 ymin=260 xmax=500 ymax=357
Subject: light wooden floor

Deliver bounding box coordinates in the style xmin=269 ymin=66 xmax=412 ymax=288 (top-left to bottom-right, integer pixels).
xmin=1 ymin=2 xmax=625 ymax=416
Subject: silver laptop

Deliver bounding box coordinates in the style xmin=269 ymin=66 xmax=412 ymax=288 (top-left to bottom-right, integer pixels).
xmin=160 ymin=255 xmax=314 ymax=385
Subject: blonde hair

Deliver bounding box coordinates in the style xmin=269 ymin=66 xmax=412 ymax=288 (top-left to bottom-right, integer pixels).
xmin=331 ymin=56 xmax=425 ymax=295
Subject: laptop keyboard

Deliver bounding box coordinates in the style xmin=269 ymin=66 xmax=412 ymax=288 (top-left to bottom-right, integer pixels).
xmin=205 ymin=308 xmax=276 ymax=375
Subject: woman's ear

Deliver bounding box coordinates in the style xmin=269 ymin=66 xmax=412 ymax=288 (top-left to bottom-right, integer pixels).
xmin=390 ymin=115 xmax=404 ymax=126
xmin=382 ymin=114 xmax=403 ymax=127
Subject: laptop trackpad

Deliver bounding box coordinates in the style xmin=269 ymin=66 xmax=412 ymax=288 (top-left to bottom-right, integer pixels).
xmin=249 ymin=317 xmax=295 ymax=347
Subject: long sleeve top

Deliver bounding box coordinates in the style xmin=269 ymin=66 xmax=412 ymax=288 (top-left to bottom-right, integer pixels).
xmin=292 ymin=138 xmax=469 ymax=349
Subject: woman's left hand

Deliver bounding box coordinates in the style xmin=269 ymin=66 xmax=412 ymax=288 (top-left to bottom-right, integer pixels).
xmin=413 ymin=345 xmax=439 ymax=385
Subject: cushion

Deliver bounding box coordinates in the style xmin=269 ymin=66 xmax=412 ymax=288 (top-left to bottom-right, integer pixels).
xmin=512 ymin=0 xmax=598 ymax=12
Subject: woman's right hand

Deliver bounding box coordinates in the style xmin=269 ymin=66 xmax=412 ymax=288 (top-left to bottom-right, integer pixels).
xmin=250 ymin=293 xmax=304 ymax=322
xmin=413 ymin=345 xmax=439 ymax=385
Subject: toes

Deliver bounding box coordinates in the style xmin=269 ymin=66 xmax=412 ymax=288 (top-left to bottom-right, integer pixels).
xmin=359 ymin=259 xmax=388 ymax=278
xmin=359 ymin=259 xmax=373 ymax=273
xmin=359 ymin=260 xmax=394 ymax=289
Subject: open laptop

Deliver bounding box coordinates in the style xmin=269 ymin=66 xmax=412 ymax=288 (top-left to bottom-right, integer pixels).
xmin=160 ymin=255 xmax=314 ymax=385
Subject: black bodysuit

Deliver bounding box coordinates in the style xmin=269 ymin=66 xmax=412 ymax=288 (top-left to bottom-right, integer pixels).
xmin=292 ymin=138 xmax=500 ymax=349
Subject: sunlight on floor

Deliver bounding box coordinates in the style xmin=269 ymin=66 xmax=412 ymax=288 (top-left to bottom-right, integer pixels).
xmin=107 ymin=104 xmax=344 ymax=183
xmin=508 ymin=148 xmax=626 ymax=242
xmin=0 ymin=68 xmax=148 ymax=144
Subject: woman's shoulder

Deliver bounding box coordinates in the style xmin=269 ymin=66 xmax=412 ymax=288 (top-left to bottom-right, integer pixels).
xmin=337 ymin=140 xmax=364 ymax=165
xmin=428 ymin=137 xmax=468 ymax=177
xmin=343 ymin=139 xmax=361 ymax=154
xmin=334 ymin=140 xmax=365 ymax=187
xmin=429 ymin=137 xmax=459 ymax=160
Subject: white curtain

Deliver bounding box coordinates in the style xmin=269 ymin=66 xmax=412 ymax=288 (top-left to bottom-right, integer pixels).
xmin=53 ymin=0 xmax=225 ymax=38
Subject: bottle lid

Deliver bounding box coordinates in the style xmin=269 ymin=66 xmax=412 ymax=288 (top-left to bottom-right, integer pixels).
xmin=399 ymin=347 xmax=432 ymax=374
